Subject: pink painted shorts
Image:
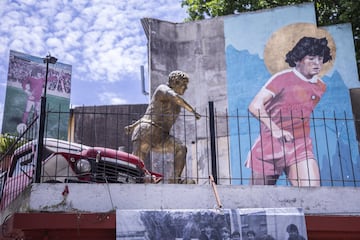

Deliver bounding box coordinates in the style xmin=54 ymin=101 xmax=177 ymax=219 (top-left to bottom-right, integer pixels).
xmin=245 ymin=134 xmax=314 ymax=175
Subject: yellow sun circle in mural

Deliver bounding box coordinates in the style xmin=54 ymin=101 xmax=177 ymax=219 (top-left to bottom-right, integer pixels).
xmin=263 ymin=23 xmax=336 ymax=76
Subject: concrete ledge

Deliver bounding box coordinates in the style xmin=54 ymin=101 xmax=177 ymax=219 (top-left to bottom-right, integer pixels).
xmin=20 ymin=183 xmax=360 ymax=215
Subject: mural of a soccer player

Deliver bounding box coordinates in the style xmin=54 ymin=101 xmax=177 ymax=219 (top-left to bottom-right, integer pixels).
xmin=21 ymin=66 xmax=45 ymax=126
xmin=246 ymin=27 xmax=334 ymax=186
xmin=2 ymin=50 xmax=71 ymax=139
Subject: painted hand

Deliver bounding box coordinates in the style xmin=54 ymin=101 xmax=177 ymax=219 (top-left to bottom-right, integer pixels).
xmin=272 ymin=129 xmax=294 ymax=142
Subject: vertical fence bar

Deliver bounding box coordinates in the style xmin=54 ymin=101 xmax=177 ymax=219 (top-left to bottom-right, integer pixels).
xmin=344 ymin=111 xmax=357 ymax=186
xmin=35 ymin=63 xmax=49 ymax=183
xmin=35 ymin=92 xmax=46 ymax=182
xmin=334 ymin=111 xmax=345 ymax=186
xmin=209 ymin=101 xmax=218 ymax=184
xmin=323 ymin=111 xmax=333 ymax=186
xmin=35 ymin=55 xmax=57 ymax=183
xmin=236 ymin=108 xmax=242 ymax=184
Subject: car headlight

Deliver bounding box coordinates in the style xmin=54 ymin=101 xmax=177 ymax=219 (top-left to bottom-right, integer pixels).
xmin=75 ymin=159 xmax=91 ymax=173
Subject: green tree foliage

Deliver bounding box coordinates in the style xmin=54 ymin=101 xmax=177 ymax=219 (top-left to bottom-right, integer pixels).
xmin=0 ymin=133 xmax=26 ymax=157
xmin=181 ymin=0 xmax=360 ymax=74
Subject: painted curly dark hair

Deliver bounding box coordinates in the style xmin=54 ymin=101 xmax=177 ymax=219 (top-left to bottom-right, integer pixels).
xmin=285 ymin=37 xmax=332 ymax=67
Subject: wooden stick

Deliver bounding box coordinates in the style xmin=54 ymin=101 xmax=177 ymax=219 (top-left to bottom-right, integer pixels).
xmin=209 ymin=175 xmax=223 ymax=209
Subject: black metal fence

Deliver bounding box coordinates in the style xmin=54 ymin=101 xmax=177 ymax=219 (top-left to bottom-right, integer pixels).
xmin=1 ymin=104 xmax=360 ymax=190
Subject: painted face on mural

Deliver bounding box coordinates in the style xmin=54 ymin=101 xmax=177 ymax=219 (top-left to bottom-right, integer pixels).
xmin=295 ymin=55 xmax=324 ymax=79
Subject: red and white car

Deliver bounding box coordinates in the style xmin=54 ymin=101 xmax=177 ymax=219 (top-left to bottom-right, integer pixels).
xmin=0 ymin=138 xmax=162 ymax=210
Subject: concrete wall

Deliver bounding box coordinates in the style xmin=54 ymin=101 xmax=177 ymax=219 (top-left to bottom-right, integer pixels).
xmin=71 ymin=104 xmax=147 ymax=153
xmin=15 ymin=183 xmax=360 ymax=216
xmin=142 ymin=16 xmax=229 ymax=183
xmin=144 ymin=17 xmax=228 ymax=118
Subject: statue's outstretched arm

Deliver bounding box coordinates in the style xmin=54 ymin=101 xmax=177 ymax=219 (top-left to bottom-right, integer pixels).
xmin=173 ymin=95 xmax=201 ymax=120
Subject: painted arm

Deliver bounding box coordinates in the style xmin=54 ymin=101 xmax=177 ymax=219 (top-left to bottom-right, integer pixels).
xmin=248 ymin=88 xmax=293 ymax=141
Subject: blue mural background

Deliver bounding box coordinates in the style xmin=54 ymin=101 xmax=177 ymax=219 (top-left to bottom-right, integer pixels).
xmin=224 ymin=5 xmax=360 ymax=186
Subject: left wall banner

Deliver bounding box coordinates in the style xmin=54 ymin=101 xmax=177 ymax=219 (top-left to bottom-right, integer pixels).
xmin=1 ymin=50 xmax=71 ymax=139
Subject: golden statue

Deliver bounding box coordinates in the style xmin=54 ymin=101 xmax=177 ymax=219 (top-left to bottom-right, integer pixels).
xmin=125 ymin=71 xmax=201 ymax=183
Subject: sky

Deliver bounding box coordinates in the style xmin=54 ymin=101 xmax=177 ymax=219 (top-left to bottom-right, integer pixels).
xmin=0 ymin=0 xmax=188 ymax=130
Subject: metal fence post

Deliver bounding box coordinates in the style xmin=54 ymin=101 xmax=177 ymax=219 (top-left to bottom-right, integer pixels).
xmin=35 ymin=55 xmax=57 ymax=183
xmin=208 ymin=101 xmax=218 ymax=184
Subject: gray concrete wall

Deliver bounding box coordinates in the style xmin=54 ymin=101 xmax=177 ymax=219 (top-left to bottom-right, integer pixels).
xmin=143 ymin=16 xmax=229 ymax=183
xmin=15 ymin=183 xmax=360 ymax=216
xmin=71 ymin=104 xmax=147 ymax=153
xmin=146 ymin=17 xmax=228 ymax=118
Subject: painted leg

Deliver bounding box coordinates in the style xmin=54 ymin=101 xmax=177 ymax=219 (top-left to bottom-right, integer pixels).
xmin=287 ymin=158 xmax=320 ymax=187
xmin=250 ymin=172 xmax=279 ymax=185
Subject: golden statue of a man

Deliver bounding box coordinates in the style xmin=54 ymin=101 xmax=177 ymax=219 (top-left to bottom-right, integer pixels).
xmin=125 ymin=71 xmax=201 ymax=183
